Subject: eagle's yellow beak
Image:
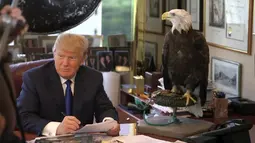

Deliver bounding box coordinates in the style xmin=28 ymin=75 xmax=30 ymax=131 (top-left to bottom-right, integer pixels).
xmin=162 ymin=12 xmax=170 ymax=20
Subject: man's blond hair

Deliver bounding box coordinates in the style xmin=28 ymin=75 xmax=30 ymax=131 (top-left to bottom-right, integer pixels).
xmin=52 ymin=33 xmax=89 ymax=57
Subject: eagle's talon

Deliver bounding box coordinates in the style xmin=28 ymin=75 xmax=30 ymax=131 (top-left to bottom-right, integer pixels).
xmin=183 ymin=91 xmax=196 ymax=106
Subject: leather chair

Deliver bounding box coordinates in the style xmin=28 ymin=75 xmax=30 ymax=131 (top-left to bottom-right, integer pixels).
xmin=10 ymin=59 xmax=53 ymax=98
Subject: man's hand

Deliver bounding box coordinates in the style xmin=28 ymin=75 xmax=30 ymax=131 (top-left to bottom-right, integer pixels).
xmin=56 ymin=116 xmax=81 ymax=135
xmin=106 ymin=121 xmax=120 ymax=136
xmin=0 ymin=5 xmax=28 ymax=38
xmin=0 ymin=114 xmax=6 ymax=136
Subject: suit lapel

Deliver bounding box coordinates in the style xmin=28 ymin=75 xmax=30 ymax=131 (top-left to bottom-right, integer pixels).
xmin=73 ymin=67 xmax=90 ymax=116
xmin=46 ymin=62 xmax=65 ymax=113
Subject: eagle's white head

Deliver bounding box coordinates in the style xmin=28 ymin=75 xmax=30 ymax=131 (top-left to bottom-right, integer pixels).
xmin=162 ymin=9 xmax=192 ymax=34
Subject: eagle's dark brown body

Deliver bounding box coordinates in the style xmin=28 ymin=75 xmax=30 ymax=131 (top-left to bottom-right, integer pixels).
xmin=162 ymin=29 xmax=209 ymax=106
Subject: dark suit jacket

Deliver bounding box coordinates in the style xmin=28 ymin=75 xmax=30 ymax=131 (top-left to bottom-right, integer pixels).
xmin=17 ymin=61 xmax=118 ymax=135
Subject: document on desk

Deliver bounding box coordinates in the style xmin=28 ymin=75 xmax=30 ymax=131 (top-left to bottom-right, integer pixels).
xmin=75 ymin=120 xmax=117 ymax=134
xmin=110 ymin=135 xmax=187 ymax=143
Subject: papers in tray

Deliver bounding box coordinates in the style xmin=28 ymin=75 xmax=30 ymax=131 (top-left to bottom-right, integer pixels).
xmin=75 ymin=120 xmax=117 ymax=134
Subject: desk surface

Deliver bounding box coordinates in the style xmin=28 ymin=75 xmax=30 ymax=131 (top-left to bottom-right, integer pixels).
xmin=14 ymin=121 xmax=255 ymax=143
xmin=14 ymin=123 xmax=137 ymax=142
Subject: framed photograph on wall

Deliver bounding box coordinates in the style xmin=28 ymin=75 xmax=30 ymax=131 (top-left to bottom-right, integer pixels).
xmin=108 ymin=34 xmax=127 ymax=47
xmin=165 ymin=0 xmax=178 ymax=26
xmin=204 ymin=0 xmax=253 ymax=54
xmin=211 ymin=57 xmax=241 ymax=98
xmin=146 ymin=0 xmax=164 ymax=34
xmin=186 ymin=0 xmax=203 ymax=31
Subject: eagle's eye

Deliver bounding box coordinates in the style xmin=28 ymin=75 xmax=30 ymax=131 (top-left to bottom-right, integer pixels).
xmin=171 ymin=13 xmax=176 ymax=16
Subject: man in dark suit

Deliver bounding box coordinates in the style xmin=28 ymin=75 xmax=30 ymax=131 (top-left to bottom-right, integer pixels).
xmin=17 ymin=33 xmax=120 ymax=137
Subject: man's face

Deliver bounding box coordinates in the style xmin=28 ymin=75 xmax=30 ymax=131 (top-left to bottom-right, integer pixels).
xmin=54 ymin=47 xmax=84 ymax=79
xmin=106 ymin=55 xmax=110 ymax=61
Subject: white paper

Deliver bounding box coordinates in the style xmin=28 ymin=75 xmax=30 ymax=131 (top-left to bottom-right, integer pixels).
xmin=75 ymin=120 xmax=117 ymax=134
xmin=110 ymin=135 xmax=183 ymax=143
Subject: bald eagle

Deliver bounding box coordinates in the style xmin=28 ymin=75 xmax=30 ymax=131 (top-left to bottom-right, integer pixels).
xmin=161 ymin=9 xmax=209 ymax=108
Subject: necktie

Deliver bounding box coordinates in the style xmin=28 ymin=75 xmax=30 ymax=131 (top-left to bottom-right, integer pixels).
xmin=65 ymin=79 xmax=73 ymax=115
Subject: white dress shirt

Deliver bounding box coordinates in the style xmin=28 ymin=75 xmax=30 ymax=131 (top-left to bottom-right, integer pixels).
xmin=42 ymin=76 xmax=114 ymax=136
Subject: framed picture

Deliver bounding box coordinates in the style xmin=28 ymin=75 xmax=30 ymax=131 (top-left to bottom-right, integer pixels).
xmin=149 ymin=0 xmax=160 ymax=18
xmin=108 ymin=34 xmax=127 ymax=47
xmin=144 ymin=41 xmax=158 ymax=69
xmin=211 ymin=57 xmax=241 ymax=98
xmin=86 ymin=55 xmax=97 ymax=69
xmin=209 ymin=0 xmax=225 ymax=28
xmin=96 ymin=51 xmax=114 ymax=72
xmin=114 ymin=50 xmax=130 ymax=67
xmin=38 ymin=36 xmax=58 ymax=53
xmin=84 ymin=35 xmax=103 ymax=47
xmin=165 ymin=0 xmax=178 ymax=26
xmin=204 ymin=0 xmax=253 ymax=54
xmin=146 ymin=0 xmax=164 ymax=34
xmin=88 ymin=47 xmax=107 ymax=56
xmin=186 ymin=0 xmax=203 ymax=31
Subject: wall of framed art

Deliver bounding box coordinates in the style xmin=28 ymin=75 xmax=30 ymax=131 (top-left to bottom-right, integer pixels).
xmin=204 ymin=0 xmax=253 ymax=55
xmin=144 ymin=0 xmax=165 ymax=34
xmin=211 ymin=57 xmax=242 ymax=98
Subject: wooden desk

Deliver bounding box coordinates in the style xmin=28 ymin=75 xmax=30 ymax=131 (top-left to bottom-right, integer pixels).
xmin=118 ymin=90 xmax=255 ymax=142
xmin=14 ymin=123 xmax=137 ymax=141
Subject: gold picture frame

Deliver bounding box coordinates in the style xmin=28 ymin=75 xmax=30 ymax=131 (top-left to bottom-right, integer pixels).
xmin=204 ymin=0 xmax=253 ymax=55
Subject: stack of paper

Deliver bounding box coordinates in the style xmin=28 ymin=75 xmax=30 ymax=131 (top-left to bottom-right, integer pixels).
xmin=75 ymin=120 xmax=117 ymax=134
xmin=108 ymin=135 xmax=186 ymax=143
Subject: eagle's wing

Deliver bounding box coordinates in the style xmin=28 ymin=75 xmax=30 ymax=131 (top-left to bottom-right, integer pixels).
xmin=162 ymin=31 xmax=173 ymax=90
xmin=193 ymin=31 xmax=209 ymax=106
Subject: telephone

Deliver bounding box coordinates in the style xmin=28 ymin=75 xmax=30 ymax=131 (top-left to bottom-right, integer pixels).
xmin=183 ymin=119 xmax=253 ymax=143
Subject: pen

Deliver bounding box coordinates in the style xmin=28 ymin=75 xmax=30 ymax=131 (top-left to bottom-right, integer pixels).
xmin=61 ymin=112 xmax=83 ymax=128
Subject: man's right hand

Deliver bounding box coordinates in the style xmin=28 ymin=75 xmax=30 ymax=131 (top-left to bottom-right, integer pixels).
xmin=56 ymin=116 xmax=81 ymax=135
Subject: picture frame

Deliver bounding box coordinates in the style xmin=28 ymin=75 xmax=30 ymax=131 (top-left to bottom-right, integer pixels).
xmin=86 ymin=55 xmax=97 ymax=70
xmin=84 ymin=35 xmax=103 ymax=47
xmin=114 ymin=50 xmax=130 ymax=67
xmin=149 ymin=0 xmax=160 ymax=18
xmin=204 ymin=0 xmax=253 ymax=55
xmin=96 ymin=51 xmax=114 ymax=72
xmin=38 ymin=36 xmax=58 ymax=53
xmin=88 ymin=47 xmax=107 ymax=56
xmin=108 ymin=34 xmax=127 ymax=47
xmin=144 ymin=41 xmax=158 ymax=69
xmin=146 ymin=0 xmax=164 ymax=34
xmin=211 ymin=57 xmax=242 ymax=98
xmin=186 ymin=0 xmax=203 ymax=31
xmin=165 ymin=0 xmax=178 ymax=26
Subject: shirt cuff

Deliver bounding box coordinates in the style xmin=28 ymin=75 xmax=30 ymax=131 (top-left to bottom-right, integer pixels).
xmin=42 ymin=122 xmax=61 ymax=137
xmin=102 ymin=117 xmax=114 ymax=122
